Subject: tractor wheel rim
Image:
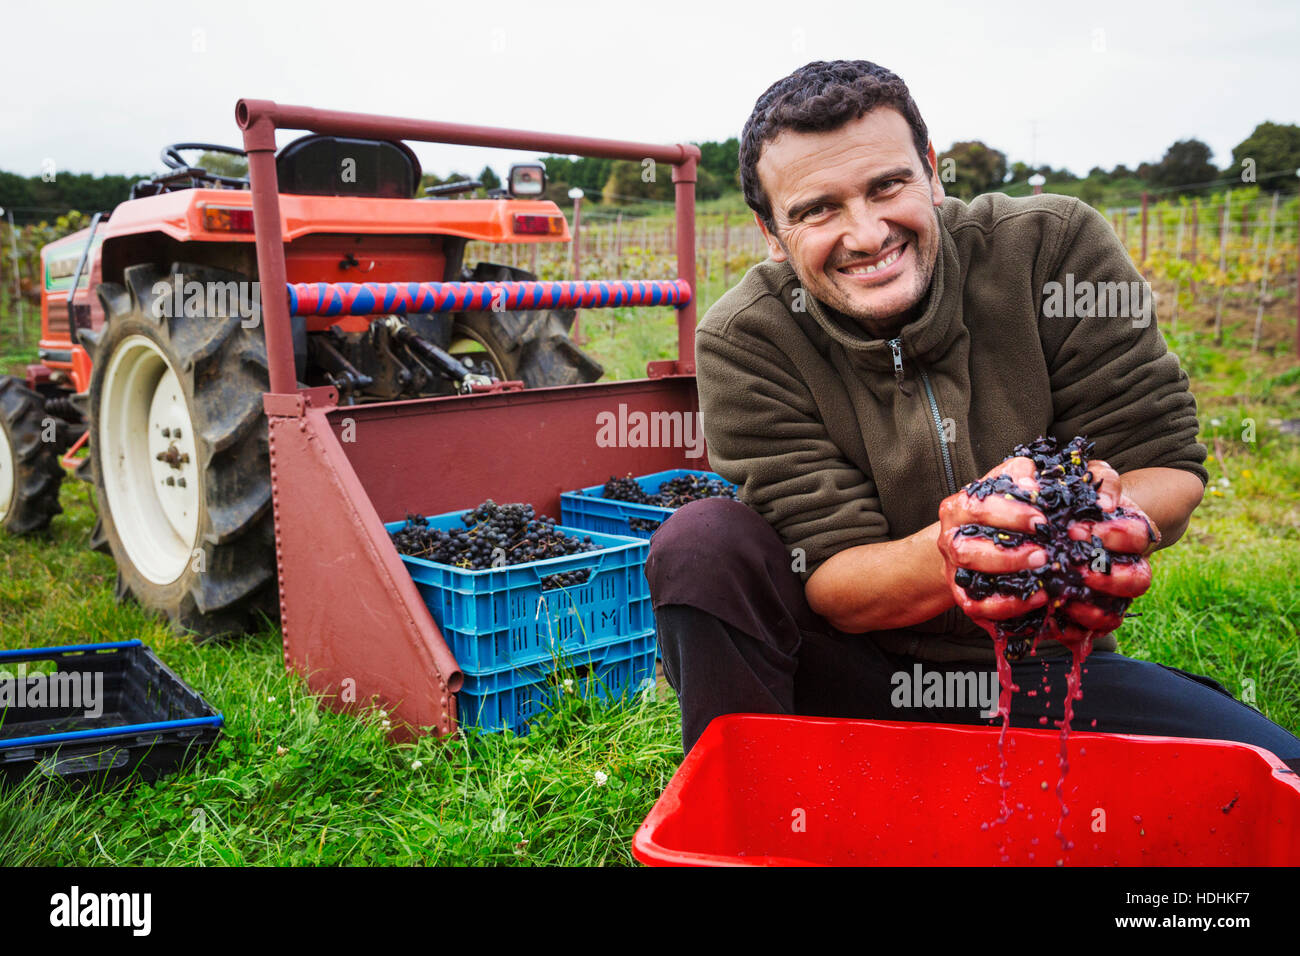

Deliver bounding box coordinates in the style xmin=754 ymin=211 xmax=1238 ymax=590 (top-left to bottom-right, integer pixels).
xmin=448 ymin=331 xmax=508 ymax=381
xmin=100 ymin=334 xmax=201 ymax=584
xmin=0 ymin=419 xmax=14 ymax=522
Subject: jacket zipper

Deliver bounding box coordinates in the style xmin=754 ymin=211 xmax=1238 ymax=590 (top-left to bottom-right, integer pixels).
xmin=889 ymin=337 xmax=957 ymax=496
xmin=919 ymin=368 xmax=957 ymax=495
xmin=889 ymin=337 xmax=906 ymax=387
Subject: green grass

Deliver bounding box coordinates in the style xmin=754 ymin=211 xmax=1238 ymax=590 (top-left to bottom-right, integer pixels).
xmin=579 ymin=271 xmax=749 ymax=380
xmin=1 ymin=280 xmax=1299 ymax=866
xmin=0 ymin=639 xmax=683 ymax=865
xmin=1118 ymin=301 xmax=1300 ymax=735
xmin=0 ymin=483 xmax=684 ymax=865
xmin=1122 ymin=542 xmax=1300 ymax=730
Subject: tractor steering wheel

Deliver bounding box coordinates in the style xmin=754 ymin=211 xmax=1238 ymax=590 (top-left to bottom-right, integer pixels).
xmin=160 ymin=143 xmax=249 ymax=188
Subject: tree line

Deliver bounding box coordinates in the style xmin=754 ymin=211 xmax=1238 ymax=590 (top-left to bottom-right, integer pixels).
xmin=936 ymin=122 xmax=1300 ymax=204
xmin=3 ymin=122 xmax=1296 ymax=223
xmin=0 ymin=170 xmax=146 ymax=223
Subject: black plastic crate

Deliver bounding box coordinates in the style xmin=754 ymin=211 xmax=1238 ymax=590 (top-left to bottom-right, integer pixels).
xmin=0 ymin=640 xmax=223 ymax=786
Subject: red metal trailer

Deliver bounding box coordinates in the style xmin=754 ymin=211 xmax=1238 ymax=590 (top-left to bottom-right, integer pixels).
xmin=234 ymin=100 xmax=709 ymax=738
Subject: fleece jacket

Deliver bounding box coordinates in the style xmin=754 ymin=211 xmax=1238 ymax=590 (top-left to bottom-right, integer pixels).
xmin=695 ymin=193 xmax=1207 ymax=662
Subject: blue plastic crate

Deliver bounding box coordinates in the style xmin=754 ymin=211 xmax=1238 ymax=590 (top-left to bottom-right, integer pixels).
xmin=457 ymin=629 xmax=657 ymax=734
xmin=386 ymin=511 xmax=652 ymax=675
xmin=560 ymin=470 xmax=737 ymax=540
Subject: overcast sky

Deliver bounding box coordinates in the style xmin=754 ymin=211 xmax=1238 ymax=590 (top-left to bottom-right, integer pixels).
xmin=2 ymin=0 xmax=1297 ymax=184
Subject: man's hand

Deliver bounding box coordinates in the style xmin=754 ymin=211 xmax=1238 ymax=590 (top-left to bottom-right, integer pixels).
xmin=810 ymin=456 xmax=1200 ymax=641
xmin=939 ymin=456 xmax=1160 ymax=641
xmin=937 ymin=457 xmax=1049 ymax=622
xmin=1057 ymin=459 xmax=1159 ymax=634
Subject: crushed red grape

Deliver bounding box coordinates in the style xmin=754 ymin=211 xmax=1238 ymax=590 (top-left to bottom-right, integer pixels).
xmin=955 ymin=436 xmax=1148 ymax=658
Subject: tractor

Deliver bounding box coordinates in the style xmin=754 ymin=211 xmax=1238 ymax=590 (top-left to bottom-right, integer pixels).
xmin=1 ymin=100 xmax=705 ymax=736
xmin=3 ymin=124 xmax=611 ymax=638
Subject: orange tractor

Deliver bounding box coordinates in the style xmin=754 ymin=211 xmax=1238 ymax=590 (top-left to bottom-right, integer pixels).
xmin=1 ymin=100 xmax=705 ymax=736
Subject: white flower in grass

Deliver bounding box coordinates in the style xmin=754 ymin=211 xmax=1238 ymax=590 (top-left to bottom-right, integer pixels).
xmin=594 ymin=770 xmax=608 ymax=787
xmin=267 ymin=696 xmax=276 ymax=703
xmin=1210 ymin=418 xmax=1223 ymax=427
xmin=562 ymin=678 xmax=574 ymax=694
xmin=381 ymin=719 xmax=392 ymax=730
xmin=411 ymin=760 xmax=423 ymax=771
xmin=1218 ymin=477 xmax=1231 ymax=488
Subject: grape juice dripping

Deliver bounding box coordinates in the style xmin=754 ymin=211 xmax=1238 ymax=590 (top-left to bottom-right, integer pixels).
xmin=957 ymin=436 xmax=1150 ymax=861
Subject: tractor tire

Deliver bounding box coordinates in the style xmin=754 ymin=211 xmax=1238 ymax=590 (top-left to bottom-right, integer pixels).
xmin=454 ymin=263 xmax=604 ymax=388
xmin=88 ymin=262 xmax=277 ymax=640
xmin=0 ymin=376 xmax=64 ymax=534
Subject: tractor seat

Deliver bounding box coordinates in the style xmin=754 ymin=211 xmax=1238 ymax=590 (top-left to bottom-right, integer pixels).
xmin=275 ymin=134 xmax=422 ymax=199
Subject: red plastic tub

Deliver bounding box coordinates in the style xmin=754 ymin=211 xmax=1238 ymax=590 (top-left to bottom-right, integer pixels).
xmin=632 ymin=715 xmax=1300 ymax=866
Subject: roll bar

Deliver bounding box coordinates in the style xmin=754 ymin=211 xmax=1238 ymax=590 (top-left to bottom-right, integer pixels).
xmin=236 ymin=98 xmax=701 ymax=395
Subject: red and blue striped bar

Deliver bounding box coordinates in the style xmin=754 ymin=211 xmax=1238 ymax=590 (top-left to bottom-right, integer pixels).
xmin=287 ymin=279 xmax=693 ymax=317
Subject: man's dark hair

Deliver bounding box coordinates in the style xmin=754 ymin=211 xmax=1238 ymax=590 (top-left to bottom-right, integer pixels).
xmin=740 ymin=60 xmax=931 ymax=234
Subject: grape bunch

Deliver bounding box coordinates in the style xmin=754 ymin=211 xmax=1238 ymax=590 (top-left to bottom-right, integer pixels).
xmin=600 ymin=473 xmax=738 ymax=508
xmin=601 ymin=475 xmax=654 ymax=505
xmin=390 ymin=500 xmax=600 ymax=590
xmin=952 ymin=436 xmax=1144 ymax=659
xmin=657 ymin=474 xmax=739 ymax=507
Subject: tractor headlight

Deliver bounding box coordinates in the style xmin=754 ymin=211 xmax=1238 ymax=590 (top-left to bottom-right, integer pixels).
xmin=508 ymin=163 xmax=546 ymax=198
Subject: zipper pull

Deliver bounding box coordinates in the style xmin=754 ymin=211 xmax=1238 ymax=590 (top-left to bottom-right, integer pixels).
xmin=889 ymin=337 xmax=905 ymax=386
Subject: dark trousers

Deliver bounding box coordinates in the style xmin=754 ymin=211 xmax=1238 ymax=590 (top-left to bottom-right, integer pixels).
xmin=645 ymin=498 xmax=1300 ymax=774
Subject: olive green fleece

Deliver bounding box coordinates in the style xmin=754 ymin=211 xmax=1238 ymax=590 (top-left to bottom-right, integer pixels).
xmin=695 ymin=193 xmax=1208 ymax=663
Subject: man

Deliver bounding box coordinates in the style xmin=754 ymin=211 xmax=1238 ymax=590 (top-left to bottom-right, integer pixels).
xmin=645 ymin=60 xmax=1300 ymax=771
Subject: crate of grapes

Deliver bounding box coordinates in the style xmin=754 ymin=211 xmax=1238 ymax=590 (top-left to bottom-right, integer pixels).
xmin=561 ymin=470 xmax=739 ymax=540
xmin=385 ymin=502 xmax=653 ymax=676
xmin=459 ymin=629 xmax=656 ymax=733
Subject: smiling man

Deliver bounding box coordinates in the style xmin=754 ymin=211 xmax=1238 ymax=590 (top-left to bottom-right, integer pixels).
xmin=756 ymin=106 xmax=939 ymax=334
xmin=644 ymin=59 xmax=1300 ymax=768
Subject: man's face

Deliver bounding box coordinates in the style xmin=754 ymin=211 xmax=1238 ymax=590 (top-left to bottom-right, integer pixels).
xmin=755 ymin=108 xmax=945 ymax=338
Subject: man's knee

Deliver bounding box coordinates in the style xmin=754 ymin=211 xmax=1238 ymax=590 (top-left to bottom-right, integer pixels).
xmin=645 ymin=497 xmax=784 ymax=591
